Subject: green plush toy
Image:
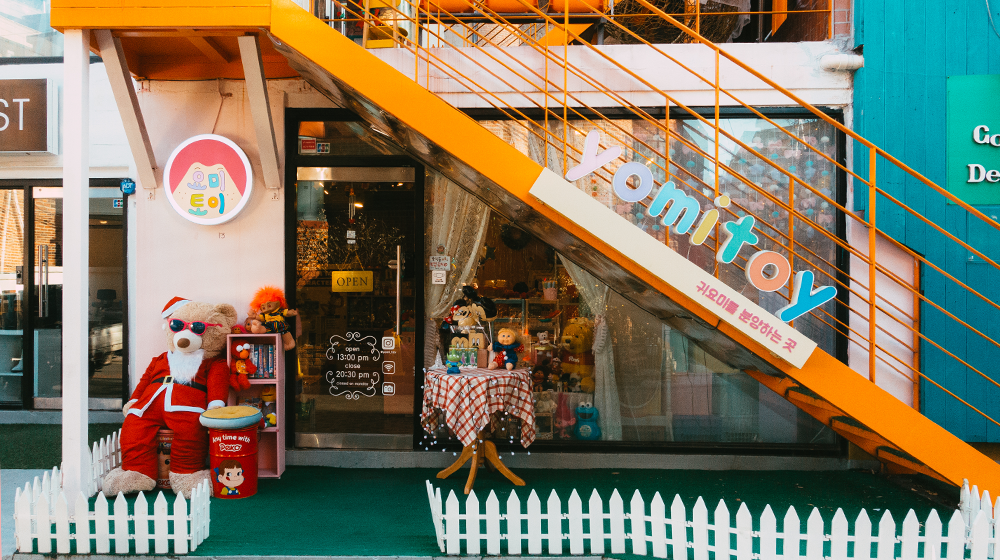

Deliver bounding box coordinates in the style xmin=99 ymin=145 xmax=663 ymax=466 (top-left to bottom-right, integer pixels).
xmin=446 ymin=347 xmax=462 ymax=374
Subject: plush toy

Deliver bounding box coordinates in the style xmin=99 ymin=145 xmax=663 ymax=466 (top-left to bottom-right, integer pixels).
xmin=102 ymin=297 xmax=236 ymax=498
xmin=531 ymin=358 xmax=554 ymax=392
xmin=535 ymin=390 xmax=556 ymax=415
xmin=230 ymin=316 xmax=255 ymax=334
xmin=229 ymin=341 xmax=256 ymax=391
xmin=574 ymin=402 xmax=602 ymax=440
xmin=249 ymin=286 xmax=298 ymax=350
xmin=560 ymin=318 xmax=595 ymax=380
xmin=453 ymin=303 xmax=485 ymax=332
xmin=554 ymin=392 xmax=576 ymax=439
xmin=489 ymin=328 xmax=523 ymax=371
xmin=446 ymin=347 xmax=462 ymax=374
xmin=567 ymin=373 xmax=582 ymax=392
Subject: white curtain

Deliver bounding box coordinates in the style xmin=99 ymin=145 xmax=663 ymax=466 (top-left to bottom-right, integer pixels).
xmin=423 ymin=171 xmax=491 ymax=368
xmin=558 ymin=255 xmax=623 ymax=441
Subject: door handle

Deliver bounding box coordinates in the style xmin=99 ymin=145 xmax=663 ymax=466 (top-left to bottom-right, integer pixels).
xmin=38 ymin=245 xmax=48 ymax=318
xmin=395 ymin=245 xmax=401 ymax=337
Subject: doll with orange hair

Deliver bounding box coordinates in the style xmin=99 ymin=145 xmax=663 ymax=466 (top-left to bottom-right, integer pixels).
xmin=248 ymin=286 xmax=298 ymax=350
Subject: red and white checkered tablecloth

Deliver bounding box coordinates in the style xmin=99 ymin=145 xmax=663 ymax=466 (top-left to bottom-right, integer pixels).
xmin=421 ymin=367 xmax=536 ymax=448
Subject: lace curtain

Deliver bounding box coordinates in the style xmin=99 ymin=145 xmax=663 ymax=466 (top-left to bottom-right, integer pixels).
xmin=558 ymin=255 xmax=623 ymax=441
xmin=423 ymin=171 xmax=491 ymax=367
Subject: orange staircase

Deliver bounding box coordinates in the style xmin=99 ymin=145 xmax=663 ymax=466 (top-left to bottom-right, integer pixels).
xmin=52 ymin=0 xmax=1000 ymax=493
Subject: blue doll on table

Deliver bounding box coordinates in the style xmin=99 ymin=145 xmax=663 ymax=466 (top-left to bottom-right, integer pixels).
xmin=489 ymin=328 xmax=524 ymax=371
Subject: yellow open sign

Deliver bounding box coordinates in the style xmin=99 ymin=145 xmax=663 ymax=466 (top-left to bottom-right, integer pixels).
xmin=331 ymin=271 xmax=373 ymax=292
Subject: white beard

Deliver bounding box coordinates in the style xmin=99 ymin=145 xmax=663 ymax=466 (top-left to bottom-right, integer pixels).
xmin=167 ymin=349 xmax=206 ymax=385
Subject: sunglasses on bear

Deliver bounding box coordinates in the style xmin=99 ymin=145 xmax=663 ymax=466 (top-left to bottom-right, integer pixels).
xmin=168 ymin=319 xmax=223 ymax=335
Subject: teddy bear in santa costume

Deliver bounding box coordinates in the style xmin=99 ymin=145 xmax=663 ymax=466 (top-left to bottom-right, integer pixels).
xmin=102 ymin=297 xmax=236 ymax=498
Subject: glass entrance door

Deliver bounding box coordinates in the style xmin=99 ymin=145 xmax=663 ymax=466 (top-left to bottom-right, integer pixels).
xmin=0 ymin=189 xmax=26 ymax=406
xmin=0 ymin=186 xmax=126 ymax=409
xmin=293 ymin=166 xmax=421 ymax=449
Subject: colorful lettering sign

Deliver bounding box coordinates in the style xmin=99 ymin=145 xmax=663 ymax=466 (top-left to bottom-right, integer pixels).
xmin=566 ymin=132 xmax=836 ymax=326
xmin=163 ymin=134 xmax=254 ymax=225
xmin=946 ymin=75 xmax=1000 ymax=205
xmin=529 ymin=169 xmax=818 ymax=368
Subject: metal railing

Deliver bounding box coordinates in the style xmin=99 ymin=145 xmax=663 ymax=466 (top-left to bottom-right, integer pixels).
xmin=313 ymin=0 xmax=1000 ymax=435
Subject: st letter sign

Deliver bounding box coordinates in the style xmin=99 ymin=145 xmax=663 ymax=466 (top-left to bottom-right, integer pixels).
xmin=0 ymin=79 xmax=56 ymax=154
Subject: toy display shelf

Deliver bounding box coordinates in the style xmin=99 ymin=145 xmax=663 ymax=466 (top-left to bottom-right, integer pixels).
xmin=226 ymin=333 xmax=285 ymax=479
xmin=495 ymin=298 xmax=571 ymax=340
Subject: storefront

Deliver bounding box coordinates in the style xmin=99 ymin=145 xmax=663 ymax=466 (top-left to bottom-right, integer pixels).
xmin=282 ymin=107 xmax=848 ymax=455
xmin=0 ymin=73 xmax=133 ymax=412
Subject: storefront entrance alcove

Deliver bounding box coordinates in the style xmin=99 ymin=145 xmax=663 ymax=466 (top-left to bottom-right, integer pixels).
xmin=286 ymin=109 xmax=424 ymax=450
xmin=0 ymin=180 xmax=128 ymax=411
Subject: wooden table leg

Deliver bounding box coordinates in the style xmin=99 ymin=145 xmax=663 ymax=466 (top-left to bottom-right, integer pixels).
xmin=464 ymin=441 xmax=482 ymax=495
xmin=436 ymin=426 xmax=526 ymax=493
xmin=483 ymin=439 xmax=525 ymax=486
xmin=436 ymin=443 xmax=474 ymax=479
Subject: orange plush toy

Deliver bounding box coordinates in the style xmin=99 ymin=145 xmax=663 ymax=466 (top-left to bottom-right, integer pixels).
xmin=248 ymin=286 xmax=298 ymax=350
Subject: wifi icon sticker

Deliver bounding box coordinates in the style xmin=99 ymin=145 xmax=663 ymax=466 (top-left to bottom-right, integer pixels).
xmin=382 ymin=361 xmax=396 ymax=375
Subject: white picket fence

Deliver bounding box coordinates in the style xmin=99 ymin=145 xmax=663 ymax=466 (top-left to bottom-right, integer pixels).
xmin=960 ymin=478 xmax=1000 ymax=558
xmin=89 ymin=429 xmax=123 ymax=496
xmin=12 ymin=430 xmax=213 ymax=554
xmin=427 ymin=480 xmax=999 ymax=559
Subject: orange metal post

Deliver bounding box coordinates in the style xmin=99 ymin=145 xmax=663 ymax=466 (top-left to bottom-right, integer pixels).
xmin=869 ymin=148 xmax=877 ymax=383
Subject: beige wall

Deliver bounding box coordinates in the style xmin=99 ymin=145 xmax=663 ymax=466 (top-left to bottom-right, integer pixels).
xmin=131 ymin=78 xmax=332 ymax=383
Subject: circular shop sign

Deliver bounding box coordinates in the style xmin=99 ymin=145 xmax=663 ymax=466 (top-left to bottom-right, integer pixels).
xmin=163 ymin=134 xmax=254 ymax=225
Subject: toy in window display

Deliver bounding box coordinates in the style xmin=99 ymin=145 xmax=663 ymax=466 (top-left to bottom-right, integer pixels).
xmin=560 ymin=318 xmax=595 ymax=392
xmin=448 ymin=335 xmax=478 ymax=367
xmin=248 ymin=286 xmax=298 ymax=350
xmin=102 ymin=297 xmax=236 ymax=499
xmin=489 ymin=328 xmax=523 ymax=371
xmin=446 ymin=346 xmax=462 ymax=374
xmin=554 ymin=391 xmax=576 ymax=439
xmin=573 ymin=402 xmax=601 ymax=441
xmin=531 ymin=357 xmax=554 ymax=392
xmin=567 ymin=373 xmax=582 ymax=392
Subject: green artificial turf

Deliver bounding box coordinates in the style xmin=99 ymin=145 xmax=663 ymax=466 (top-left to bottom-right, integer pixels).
xmin=190 ymin=467 xmax=954 ymax=557
xmin=0 ymin=423 xmax=122 ymax=469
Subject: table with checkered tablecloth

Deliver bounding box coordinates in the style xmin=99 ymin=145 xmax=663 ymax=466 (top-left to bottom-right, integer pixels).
xmin=422 ymin=367 xmax=535 ymax=493
xmin=421 ymin=367 xmax=536 ymax=448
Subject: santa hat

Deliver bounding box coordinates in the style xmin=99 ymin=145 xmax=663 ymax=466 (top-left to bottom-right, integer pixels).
xmin=161 ymin=297 xmax=191 ymax=319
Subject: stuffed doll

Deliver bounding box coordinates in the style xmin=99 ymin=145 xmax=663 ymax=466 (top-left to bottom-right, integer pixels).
xmin=535 ymin=390 xmax=556 ymax=415
xmin=249 ymin=286 xmax=298 ymax=350
xmin=489 ymin=328 xmax=523 ymax=371
xmin=229 ymin=340 xmax=256 ymax=391
xmin=446 ymin=347 xmax=462 ymax=374
xmin=554 ymin=391 xmax=576 ymax=439
xmin=102 ymin=297 xmax=236 ymax=499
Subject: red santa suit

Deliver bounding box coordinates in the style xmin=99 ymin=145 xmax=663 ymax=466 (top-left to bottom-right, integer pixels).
xmin=120 ymin=352 xmax=229 ymax=481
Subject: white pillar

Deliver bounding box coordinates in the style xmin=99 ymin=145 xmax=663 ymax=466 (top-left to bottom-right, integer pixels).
xmin=62 ymin=28 xmax=91 ymax=499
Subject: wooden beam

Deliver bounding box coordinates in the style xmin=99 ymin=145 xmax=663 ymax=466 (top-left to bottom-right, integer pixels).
xmin=95 ymin=30 xmax=159 ymax=192
xmin=238 ymin=34 xmax=281 ymax=190
xmin=187 ymin=36 xmax=232 ymax=63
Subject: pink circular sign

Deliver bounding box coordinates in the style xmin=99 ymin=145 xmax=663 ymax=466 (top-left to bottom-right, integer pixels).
xmin=163 ymin=134 xmax=254 ymax=225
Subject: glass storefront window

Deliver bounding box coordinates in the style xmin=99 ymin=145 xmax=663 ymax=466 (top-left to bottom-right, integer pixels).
xmin=424 ymin=195 xmax=836 ymax=445
xmin=0 ymin=0 xmax=63 ymax=58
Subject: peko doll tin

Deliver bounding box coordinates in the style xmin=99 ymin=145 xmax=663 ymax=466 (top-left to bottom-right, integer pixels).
xmin=200 ymin=406 xmax=262 ymax=499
